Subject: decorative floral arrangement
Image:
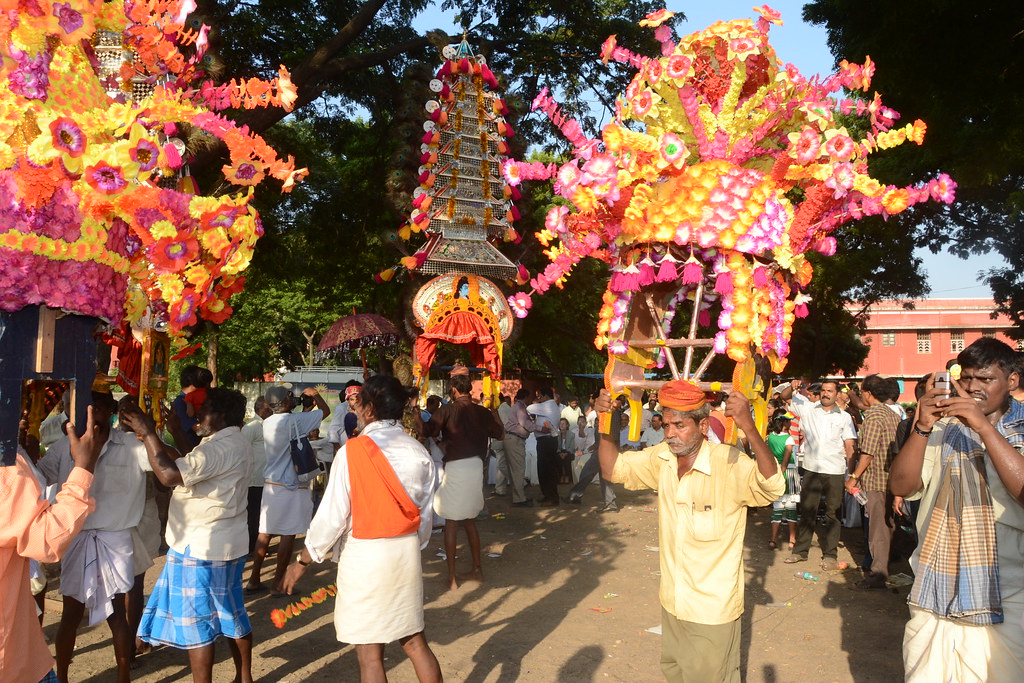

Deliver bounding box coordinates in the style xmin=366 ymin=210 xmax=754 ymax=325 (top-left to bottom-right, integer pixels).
xmin=502 ymin=6 xmax=955 ymax=371
xmin=374 ymin=39 xmax=523 ymax=285
xmin=0 ymin=0 xmax=305 ymax=336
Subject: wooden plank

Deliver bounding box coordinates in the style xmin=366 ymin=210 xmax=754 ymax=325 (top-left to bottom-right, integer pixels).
xmin=34 ymin=306 xmax=57 ymax=373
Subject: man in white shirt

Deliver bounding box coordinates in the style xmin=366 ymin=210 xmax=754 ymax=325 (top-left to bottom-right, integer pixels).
xmin=40 ymin=391 xmax=150 ymax=683
xmin=122 ymin=388 xmax=255 ymax=683
xmin=560 ymin=395 xmax=584 ymax=426
xmin=248 ymin=385 xmax=329 ymax=594
xmin=782 ymin=380 xmax=857 ymax=569
xmin=241 ymin=396 xmax=271 ymax=553
xmin=641 ymin=413 xmax=665 ymax=448
xmin=528 ymin=387 xmax=562 ymax=506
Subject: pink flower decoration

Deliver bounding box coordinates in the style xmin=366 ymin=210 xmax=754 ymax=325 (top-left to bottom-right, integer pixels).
xmin=728 ymin=37 xmax=758 ymax=61
xmin=824 ymin=133 xmax=855 ymax=161
xmin=788 ymin=127 xmax=820 ymax=164
xmin=930 ymin=174 xmax=956 ymax=204
xmin=660 ymin=132 xmax=687 ymax=167
xmin=666 ymin=55 xmax=691 ymax=79
xmin=52 ymin=2 xmax=84 ymax=35
xmin=753 ymin=5 xmax=783 ymax=26
xmin=632 ymin=89 xmax=654 ymax=118
xmin=502 ymin=160 xmax=523 ymax=186
xmin=555 ymin=162 xmax=583 ymax=196
xmin=545 ymin=206 xmax=569 ymax=233
xmin=582 ymin=154 xmax=617 ymax=186
xmin=825 ymin=163 xmax=856 ymax=199
xmin=646 ymin=59 xmax=663 ymax=85
xmin=508 ymin=292 xmax=532 ymax=318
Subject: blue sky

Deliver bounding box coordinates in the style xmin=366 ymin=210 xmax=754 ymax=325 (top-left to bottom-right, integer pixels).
xmin=414 ymin=1 xmax=1004 ymax=298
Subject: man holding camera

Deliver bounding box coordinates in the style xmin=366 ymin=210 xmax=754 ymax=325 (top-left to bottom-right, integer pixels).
xmin=891 ymin=338 xmax=1024 ymax=681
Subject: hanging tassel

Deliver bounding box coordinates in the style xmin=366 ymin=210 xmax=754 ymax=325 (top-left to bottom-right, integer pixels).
xmin=516 ymin=264 xmax=529 ymax=285
xmin=715 ymin=272 xmax=733 ymax=295
xmin=656 ymin=253 xmax=679 ymax=282
xmin=682 ymin=255 xmax=703 ymax=284
xmin=637 ymin=254 xmax=656 ymax=286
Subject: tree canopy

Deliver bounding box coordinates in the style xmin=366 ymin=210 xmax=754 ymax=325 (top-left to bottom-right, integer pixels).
xmin=803 ymin=0 xmax=1024 ymax=332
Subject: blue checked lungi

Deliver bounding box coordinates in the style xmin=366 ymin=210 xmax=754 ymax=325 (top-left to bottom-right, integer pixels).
xmin=39 ymin=670 xmax=58 ymax=683
xmin=137 ymin=547 xmax=251 ymax=649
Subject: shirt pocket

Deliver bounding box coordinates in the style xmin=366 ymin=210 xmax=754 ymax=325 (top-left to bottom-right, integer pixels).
xmin=690 ymin=504 xmax=721 ymax=542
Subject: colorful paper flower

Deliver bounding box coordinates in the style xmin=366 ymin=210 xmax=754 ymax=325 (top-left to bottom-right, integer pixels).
xmin=84 ymin=160 xmax=128 ymax=195
xmin=151 ymin=233 xmax=200 ymax=272
xmin=49 ymin=117 xmax=86 ymax=157
xmin=639 ymin=9 xmax=675 ymax=27
xmin=508 ymin=292 xmax=532 ymax=318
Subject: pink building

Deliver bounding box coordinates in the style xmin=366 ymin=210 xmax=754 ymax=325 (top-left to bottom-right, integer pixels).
xmin=846 ymin=298 xmax=1018 ymax=401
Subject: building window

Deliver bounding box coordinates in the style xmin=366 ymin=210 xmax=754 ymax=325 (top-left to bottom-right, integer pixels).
xmin=881 ymin=332 xmax=896 ymax=347
xmin=950 ymin=331 xmax=965 ymax=354
xmin=917 ymin=331 xmax=932 ymax=354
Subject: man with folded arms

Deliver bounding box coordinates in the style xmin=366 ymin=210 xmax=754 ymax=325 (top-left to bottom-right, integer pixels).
xmin=595 ymin=380 xmax=783 ymax=682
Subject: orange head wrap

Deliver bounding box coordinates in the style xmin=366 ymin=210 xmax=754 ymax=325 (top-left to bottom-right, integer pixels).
xmin=658 ymin=380 xmax=707 ymax=413
xmin=450 ymin=363 xmax=469 ymax=377
xmin=345 ymin=385 xmax=362 ymax=400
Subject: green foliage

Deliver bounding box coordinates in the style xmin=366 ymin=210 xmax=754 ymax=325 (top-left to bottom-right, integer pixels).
xmin=187 ymin=0 xmax=667 ymax=380
xmin=803 ymin=0 xmax=1024 ymax=324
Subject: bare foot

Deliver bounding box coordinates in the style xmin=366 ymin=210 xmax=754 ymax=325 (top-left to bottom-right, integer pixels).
xmin=447 ymin=576 xmax=459 ymax=591
xmin=458 ymin=568 xmax=483 ymax=583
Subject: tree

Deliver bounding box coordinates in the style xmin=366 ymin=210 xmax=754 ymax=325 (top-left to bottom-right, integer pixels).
xmin=803 ymin=1 xmax=1024 ymax=331
xmin=185 ymin=0 xmax=663 ymax=379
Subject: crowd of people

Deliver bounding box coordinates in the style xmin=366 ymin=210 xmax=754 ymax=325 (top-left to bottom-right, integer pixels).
xmin=4 ymin=335 xmax=1024 ymax=681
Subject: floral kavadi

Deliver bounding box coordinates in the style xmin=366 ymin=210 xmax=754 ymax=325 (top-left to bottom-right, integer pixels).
xmin=502 ymin=6 xmax=955 ymax=372
xmin=1 ymin=0 xmax=305 ymax=337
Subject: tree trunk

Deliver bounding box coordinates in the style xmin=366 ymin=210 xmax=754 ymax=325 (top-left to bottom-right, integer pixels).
xmin=206 ymin=325 xmax=219 ymax=387
xmin=302 ymin=330 xmax=316 ymax=367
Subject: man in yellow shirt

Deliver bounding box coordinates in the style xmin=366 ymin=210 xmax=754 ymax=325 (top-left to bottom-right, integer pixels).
xmin=595 ymin=380 xmax=784 ymax=682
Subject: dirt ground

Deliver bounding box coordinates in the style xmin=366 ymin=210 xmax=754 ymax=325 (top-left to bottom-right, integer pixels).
xmin=44 ymin=484 xmax=912 ymax=682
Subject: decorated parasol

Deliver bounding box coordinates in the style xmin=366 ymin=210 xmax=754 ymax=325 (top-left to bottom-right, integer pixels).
xmin=374 ymin=39 xmax=522 ymax=406
xmin=502 ymin=6 xmax=956 ymax=441
xmin=316 ymin=313 xmax=400 ymax=376
xmin=0 ymin=0 xmax=303 ymax=464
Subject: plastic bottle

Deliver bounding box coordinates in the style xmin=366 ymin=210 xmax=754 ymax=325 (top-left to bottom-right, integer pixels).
xmin=849 ymin=486 xmax=869 ymax=505
xmin=794 ymin=571 xmax=819 ymax=581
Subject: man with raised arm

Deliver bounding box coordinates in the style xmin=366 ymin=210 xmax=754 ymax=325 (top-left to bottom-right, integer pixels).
xmin=595 ymin=379 xmax=783 ymax=682
xmin=889 ymin=338 xmax=1024 ymax=681
xmin=1 ymin=407 xmax=102 ymax=683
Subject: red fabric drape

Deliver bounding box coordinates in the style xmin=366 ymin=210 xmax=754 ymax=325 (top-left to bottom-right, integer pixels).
xmin=414 ymin=310 xmax=501 ymax=378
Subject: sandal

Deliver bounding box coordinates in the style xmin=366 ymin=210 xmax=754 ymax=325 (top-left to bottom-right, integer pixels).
xmin=784 ymin=555 xmax=807 ymax=564
xmin=820 ymin=558 xmax=839 ymax=571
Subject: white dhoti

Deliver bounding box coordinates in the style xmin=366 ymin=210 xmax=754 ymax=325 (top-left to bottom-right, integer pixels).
xmin=260 ymin=484 xmax=313 ymax=535
xmin=60 ymin=528 xmax=135 ymax=626
xmin=904 ymin=606 xmax=1024 ymax=682
xmin=334 ymin=533 xmax=424 ymax=644
xmin=432 ymin=457 xmax=484 ymax=521
xmin=132 ymin=496 xmax=161 ymax=576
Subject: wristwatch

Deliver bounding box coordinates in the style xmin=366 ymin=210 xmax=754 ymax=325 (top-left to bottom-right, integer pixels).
xmin=297 ymin=556 xmax=310 ymax=567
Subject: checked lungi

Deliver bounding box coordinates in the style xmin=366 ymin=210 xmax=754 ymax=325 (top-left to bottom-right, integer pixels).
xmin=137 ymin=547 xmax=251 ymax=649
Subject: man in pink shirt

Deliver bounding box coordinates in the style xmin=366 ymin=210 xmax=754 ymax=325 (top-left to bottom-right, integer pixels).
xmin=1 ymin=407 xmax=103 ymax=683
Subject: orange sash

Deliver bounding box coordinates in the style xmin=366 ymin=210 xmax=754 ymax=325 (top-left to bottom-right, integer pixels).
xmin=347 ymin=435 xmax=421 ymax=539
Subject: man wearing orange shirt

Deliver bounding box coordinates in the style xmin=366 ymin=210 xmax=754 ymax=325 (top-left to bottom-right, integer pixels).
xmin=1 ymin=408 xmax=102 ymax=683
